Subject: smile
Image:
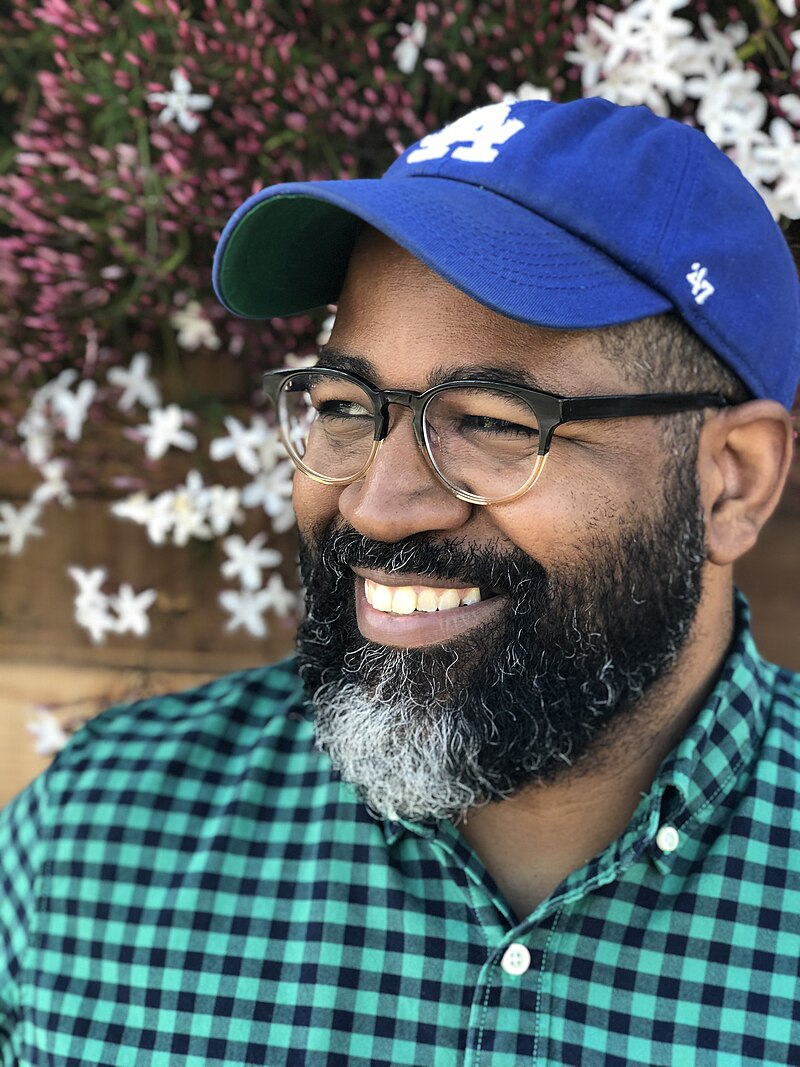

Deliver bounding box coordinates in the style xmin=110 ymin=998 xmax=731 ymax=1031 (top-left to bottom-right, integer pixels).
xmin=353 ymin=570 xmax=505 ymax=648
xmin=364 ymin=579 xmax=481 ymax=614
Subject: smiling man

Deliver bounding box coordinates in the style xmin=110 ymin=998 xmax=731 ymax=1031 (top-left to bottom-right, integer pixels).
xmin=2 ymin=99 xmax=800 ymax=1066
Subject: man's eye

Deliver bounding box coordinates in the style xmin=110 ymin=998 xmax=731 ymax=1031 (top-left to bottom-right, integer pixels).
xmin=462 ymin=415 xmax=537 ymax=438
xmin=316 ymin=399 xmax=372 ymax=419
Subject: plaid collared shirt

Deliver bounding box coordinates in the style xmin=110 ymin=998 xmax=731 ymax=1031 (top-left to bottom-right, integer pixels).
xmin=2 ymin=597 xmax=800 ymax=1066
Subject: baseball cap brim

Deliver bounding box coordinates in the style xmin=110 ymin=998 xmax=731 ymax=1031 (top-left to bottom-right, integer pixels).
xmin=212 ymin=177 xmax=672 ymax=329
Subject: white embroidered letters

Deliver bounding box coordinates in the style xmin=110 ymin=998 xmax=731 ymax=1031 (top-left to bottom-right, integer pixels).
xmin=406 ymin=104 xmax=524 ymax=165
xmin=686 ymin=262 xmax=715 ymax=305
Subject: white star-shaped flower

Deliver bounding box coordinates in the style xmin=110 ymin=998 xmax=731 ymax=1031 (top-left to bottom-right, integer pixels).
xmin=26 ymin=707 xmax=70 ymax=757
xmin=31 ymin=459 xmax=74 ymax=507
xmin=111 ymin=491 xmax=153 ymax=526
xmin=52 ymin=379 xmax=97 ymax=442
xmin=753 ymin=118 xmax=800 ymax=220
xmin=36 ymin=369 xmax=78 ymax=406
xmin=241 ymin=459 xmax=295 ymax=525
xmin=694 ymin=14 xmax=749 ymax=77
xmin=219 ymin=588 xmax=274 ymax=638
xmin=777 ymin=0 xmax=797 ymax=17
xmin=145 ymin=492 xmax=183 ymax=545
xmin=170 ymin=300 xmax=221 ymax=351
xmin=584 ymin=9 xmax=641 ymax=73
xmin=111 ymin=491 xmax=174 ymax=545
xmin=256 ymin=429 xmax=290 ymax=472
xmin=107 ymin=352 xmax=162 ymax=411
xmin=285 ymin=352 xmax=320 ymax=370
xmin=502 ymin=83 xmax=551 ymax=104
xmin=137 ymin=405 xmax=198 ymax=460
xmin=724 ymin=128 xmax=779 ymax=217
xmin=147 ymin=69 xmax=213 ymax=134
xmin=260 ymin=573 xmax=297 ymax=617
xmin=210 ymin=415 xmax=274 ymax=475
xmin=221 ymin=532 xmax=282 ymax=591
xmin=204 ymin=485 xmax=244 ymax=536
xmin=77 ymin=600 xmax=116 ymax=644
xmin=166 ymin=471 xmax=212 ymax=545
xmin=623 ymin=0 xmax=693 ymax=44
xmin=68 ymin=566 xmax=116 ymax=644
xmin=68 ymin=565 xmax=107 ymax=603
xmin=779 ymin=94 xmax=800 ymax=127
xmin=566 ymin=28 xmax=608 ymax=91
xmin=316 ymin=313 xmax=336 ymax=347
xmin=393 ymin=20 xmax=426 ymax=74
xmin=693 ymin=68 xmax=767 ymax=147
xmin=112 ymin=584 xmax=157 ymax=636
xmin=0 ymin=501 xmax=44 ymax=555
xmin=269 ymin=500 xmax=296 ymax=534
xmin=18 ymin=405 xmax=54 ymax=467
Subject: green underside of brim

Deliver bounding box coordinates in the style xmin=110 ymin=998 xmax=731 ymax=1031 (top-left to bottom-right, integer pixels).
xmin=219 ymin=195 xmax=363 ymax=318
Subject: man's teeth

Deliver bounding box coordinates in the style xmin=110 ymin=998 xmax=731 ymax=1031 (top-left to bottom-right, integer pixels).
xmin=364 ymin=579 xmax=481 ymax=615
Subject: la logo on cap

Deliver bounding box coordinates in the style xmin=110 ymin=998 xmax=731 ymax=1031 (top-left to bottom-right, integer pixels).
xmin=406 ymin=103 xmax=524 ymax=164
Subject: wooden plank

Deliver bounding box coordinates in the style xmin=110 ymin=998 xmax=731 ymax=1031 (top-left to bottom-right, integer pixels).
xmin=0 ymin=664 xmax=222 ymax=807
xmin=735 ymin=509 xmax=800 ymax=672
xmin=0 ymin=497 xmax=298 ymax=674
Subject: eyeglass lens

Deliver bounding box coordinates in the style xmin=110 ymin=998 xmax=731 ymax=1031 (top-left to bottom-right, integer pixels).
xmin=277 ymin=371 xmax=543 ymax=502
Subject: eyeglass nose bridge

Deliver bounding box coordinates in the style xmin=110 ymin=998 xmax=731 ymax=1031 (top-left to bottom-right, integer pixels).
xmin=368 ymin=388 xmax=453 ymax=494
xmin=373 ymin=389 xmax=427 ymax=443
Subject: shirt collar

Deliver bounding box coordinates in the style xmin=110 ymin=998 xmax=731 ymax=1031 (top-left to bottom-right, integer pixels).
xmin=655 ymin=589 xmax=771 ymax=823
xmin=547 ymin=589 xmax=774 ymax=890
xmin=383 ymin=590 xmax=773 ymax=886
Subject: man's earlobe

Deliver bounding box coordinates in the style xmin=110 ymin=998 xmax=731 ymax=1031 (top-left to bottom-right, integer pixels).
xmin=700 ymin=400 xmax=795 ymax=566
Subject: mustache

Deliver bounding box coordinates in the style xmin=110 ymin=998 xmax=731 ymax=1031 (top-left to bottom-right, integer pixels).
xmin=304 ymin=522 xmax=547 ymax=597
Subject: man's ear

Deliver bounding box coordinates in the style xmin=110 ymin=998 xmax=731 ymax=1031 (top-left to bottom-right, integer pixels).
xmin=698 ymin=400 xmax=795 ymax=567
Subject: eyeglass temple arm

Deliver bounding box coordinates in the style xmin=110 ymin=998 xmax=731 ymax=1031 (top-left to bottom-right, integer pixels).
xmin=560 ymin=392 xmax=731 ymax=423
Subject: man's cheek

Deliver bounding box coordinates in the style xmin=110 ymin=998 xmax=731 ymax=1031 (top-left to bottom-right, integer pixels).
xmin=292 ymin=474 xmax=341 ymax=533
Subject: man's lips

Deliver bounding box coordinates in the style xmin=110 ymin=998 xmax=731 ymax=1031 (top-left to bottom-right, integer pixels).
xmin=352 ymin=569 xmax=506 ymax=648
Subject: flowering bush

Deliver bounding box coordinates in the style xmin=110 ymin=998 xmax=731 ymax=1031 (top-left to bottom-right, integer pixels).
xmin=0 ymin=0 xmax=798 ymax=691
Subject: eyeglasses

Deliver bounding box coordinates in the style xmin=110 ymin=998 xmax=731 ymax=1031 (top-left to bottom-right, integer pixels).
xmin=262 ymin=366 xmax=731 ymax=506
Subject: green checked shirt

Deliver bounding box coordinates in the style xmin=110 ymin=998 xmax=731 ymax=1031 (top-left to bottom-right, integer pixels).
xmin=2 ymin=597 xmax=800 ymax=1066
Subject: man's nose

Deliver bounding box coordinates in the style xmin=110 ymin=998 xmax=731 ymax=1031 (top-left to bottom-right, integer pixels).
xmin=337 ymin=411 xmax=472 ymax=542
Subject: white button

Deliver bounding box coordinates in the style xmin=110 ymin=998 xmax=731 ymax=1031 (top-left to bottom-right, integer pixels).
xmin=500 ymin=942 xmax=531 ymax=976
xmin=656 ymin=824 xmax=680 ymax=853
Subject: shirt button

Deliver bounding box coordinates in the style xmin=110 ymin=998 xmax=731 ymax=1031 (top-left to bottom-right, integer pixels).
xmin=656 ymin=824 xmax=680 ymax=853
xmin=500 ymin=942 xmax=531 ymax=976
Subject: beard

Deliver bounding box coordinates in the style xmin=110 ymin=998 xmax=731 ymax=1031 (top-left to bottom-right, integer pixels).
xmin=296 ymin=460 xmax=706 ymax=824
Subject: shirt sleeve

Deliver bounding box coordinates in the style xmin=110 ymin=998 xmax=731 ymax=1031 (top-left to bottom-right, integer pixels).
xmin=0 ymin=771 xmax=50 ymax=1060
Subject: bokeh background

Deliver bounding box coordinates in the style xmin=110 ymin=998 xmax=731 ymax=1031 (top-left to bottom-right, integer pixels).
xmin=1 ymin=0 xmax=798 ymax=805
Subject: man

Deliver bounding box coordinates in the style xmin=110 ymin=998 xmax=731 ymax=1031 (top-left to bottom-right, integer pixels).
xmin=2 ymin=99 xmax=799 ymax=1065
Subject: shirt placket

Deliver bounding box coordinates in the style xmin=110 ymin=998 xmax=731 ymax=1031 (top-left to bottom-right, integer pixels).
xmin=462 ymin=904 xmax=565 ymax=1067
xmin=420 ymin=824 xmax=562 ymax=1067
xmin=421 ymin=790 xmax=671 ymax=1067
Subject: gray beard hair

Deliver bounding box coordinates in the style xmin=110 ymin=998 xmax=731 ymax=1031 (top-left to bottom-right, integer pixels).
xmin=313 ymin=685 xmax=485 ymax=824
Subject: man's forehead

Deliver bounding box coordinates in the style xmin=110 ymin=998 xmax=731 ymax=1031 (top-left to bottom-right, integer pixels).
xmin=330 ymin=229 xmax=623 ymax=394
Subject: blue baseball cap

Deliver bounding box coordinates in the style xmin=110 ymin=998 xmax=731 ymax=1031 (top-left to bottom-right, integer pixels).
xmin=213 ymin=98 xmax=800 ymax=408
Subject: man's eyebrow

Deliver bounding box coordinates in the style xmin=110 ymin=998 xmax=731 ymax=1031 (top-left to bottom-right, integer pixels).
xmin=317 ymin=346 xmax=550 ymax=392
xmin=430 ymin=362 xmax=550 ymax=392
xmin=316 ymin=346 xmax=374 ymax=380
